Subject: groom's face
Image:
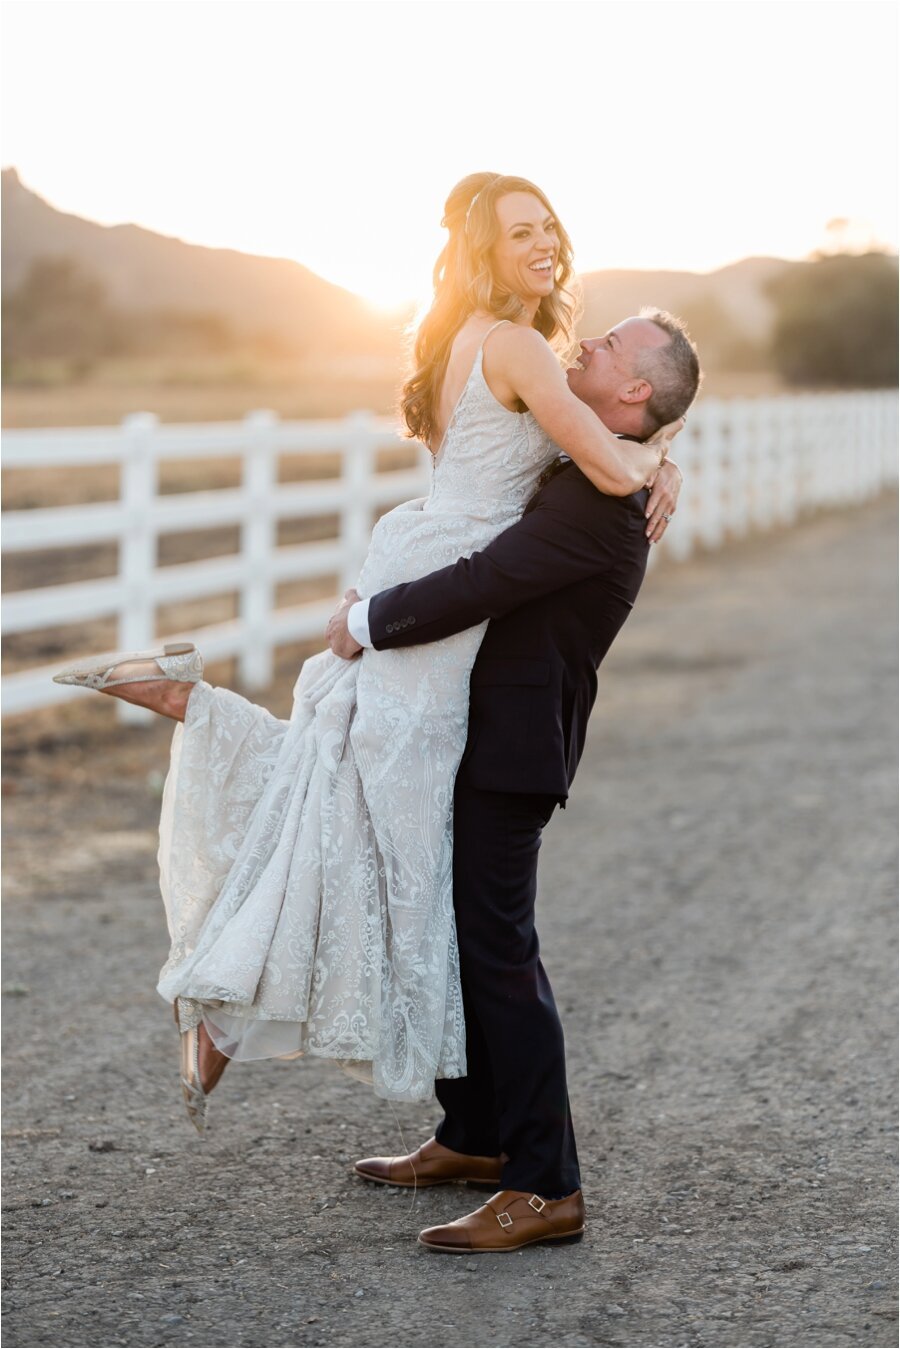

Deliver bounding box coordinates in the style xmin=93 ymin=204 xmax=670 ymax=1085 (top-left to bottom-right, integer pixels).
xmin=566 ymin=317 xmax=668 ymax=421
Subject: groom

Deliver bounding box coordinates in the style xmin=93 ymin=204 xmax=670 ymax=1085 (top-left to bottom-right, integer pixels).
xmin=327 ymin=308 xmax=700 ymax=1252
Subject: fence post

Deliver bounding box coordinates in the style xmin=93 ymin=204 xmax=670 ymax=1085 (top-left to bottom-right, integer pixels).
xmin=698 ymin=401 xmax=725 ymax=550
xmin=794 ymin=394 xmax=815 ymax=517
xmin=824 ymin=395 xmax=842 ymax=507
xmin=859 ymin=392 xmax=872 ymax=501
xmin=663 ymin=421 xmax=697 ymax=562
xmin=882 ymin=391 xmax=898 ymax=488
xmin=118 ymin=412 xmax=158 ymax=725
xmin=842 ymin=395 xmax=860 ymax=505
xmin=753 ymin=401 xmax=778 ymax=532
xmin=774 ymin=398 xmax=798 ymax=527
xmin=240 ymin=410 xmax=278 ymax=689
xmin=340 ymin=411 xmax=377 ymax=594
xmin=727 ymin=400 xmax=752 ymax=539
xmin=866 ymin=392 xmax=882 ymax=497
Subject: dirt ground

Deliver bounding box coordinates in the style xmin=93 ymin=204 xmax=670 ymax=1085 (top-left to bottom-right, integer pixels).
xmin=2 ymin=496 xmax=897 ymax=1349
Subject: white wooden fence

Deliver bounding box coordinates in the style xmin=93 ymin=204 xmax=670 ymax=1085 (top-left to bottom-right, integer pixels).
xmin=2 ymin=392 xmax=896 ymax=723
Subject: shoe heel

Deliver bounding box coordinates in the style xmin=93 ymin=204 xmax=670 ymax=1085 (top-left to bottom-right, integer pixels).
xmin=179 ymin=1026 xmax=208 ymax=1136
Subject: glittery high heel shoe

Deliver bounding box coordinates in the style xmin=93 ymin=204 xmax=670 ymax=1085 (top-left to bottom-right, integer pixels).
xmin=52 ymin=642 xmax=203 ymax=691
xmin=180 ymin=1023 xmax=209 ymax=1136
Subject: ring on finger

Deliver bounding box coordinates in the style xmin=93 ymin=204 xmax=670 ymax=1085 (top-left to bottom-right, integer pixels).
xmin=662 ymin=512 xmax=674 ymax=522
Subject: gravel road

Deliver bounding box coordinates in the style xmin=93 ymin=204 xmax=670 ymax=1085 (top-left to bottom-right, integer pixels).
xmin=2 ymin=495 xmax=897 ymax=1349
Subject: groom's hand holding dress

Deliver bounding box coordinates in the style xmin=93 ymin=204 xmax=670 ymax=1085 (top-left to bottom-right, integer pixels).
xmin=325 ymin=589 xmax=363 ymax=659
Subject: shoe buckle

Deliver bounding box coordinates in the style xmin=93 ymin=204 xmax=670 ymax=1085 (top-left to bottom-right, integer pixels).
xmin=528 ymin=1194 xmax=547 ymax=1214
xmin=496 ymin=1211 xmax=513 ymax=1229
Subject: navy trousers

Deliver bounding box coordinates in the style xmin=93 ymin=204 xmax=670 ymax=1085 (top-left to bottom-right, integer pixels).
xmin=434 ymin=783 xmax=581 ymax=1198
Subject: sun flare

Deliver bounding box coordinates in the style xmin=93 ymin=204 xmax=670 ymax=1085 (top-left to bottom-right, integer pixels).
xmin=1 ymin=1 xmax=895 ymax=311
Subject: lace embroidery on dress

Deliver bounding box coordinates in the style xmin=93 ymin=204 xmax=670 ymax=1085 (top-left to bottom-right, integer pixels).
xmin=156 ymin=321 xmax=560 ymax=1101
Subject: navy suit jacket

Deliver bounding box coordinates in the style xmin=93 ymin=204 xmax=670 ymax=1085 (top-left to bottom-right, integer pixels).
xmin=367 ymin=460 xmax=651 ymax=803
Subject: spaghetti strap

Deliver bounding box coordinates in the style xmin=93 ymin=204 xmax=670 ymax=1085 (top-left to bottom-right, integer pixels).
xmin=433 ymin=321 xmax=514 ymax=460
xmin=478 ymin=318 xmax=512 ymax=354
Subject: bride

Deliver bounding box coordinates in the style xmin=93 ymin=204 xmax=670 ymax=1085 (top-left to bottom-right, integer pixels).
xmin=54 ymin=172 xmax=677 ymax=1129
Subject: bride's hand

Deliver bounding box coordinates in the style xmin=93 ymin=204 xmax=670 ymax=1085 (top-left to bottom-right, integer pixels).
xmin=643 ymin=416 xmax=685 ymax=477
xmin=643 ymin=459 xmax=683 ymax=542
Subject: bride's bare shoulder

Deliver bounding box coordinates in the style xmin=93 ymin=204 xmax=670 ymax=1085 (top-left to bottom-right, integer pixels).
xmin=485 ymin=322 xmax=559 ymax=376
xmin=490 ymin=322 xmax=553 ymax=354
xmin=478 ymin=323 xmax=560 ymax=411
xmin=444 ymin=315 xmax=495 ymax=365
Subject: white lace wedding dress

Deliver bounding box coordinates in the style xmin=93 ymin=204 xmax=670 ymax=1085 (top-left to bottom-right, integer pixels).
xmin=156 ymin=324 xmax=558 ymax=1101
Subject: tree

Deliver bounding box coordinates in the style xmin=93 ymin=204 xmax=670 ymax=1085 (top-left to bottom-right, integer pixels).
xmin=2 ymin=255 xmax=245 ymax=374
xmin=768 ymin=252 xmax=898 ymax=388
xmin=673 ymin=293 xmax=767 ymax=373
xmin=1 ymin=255 xmax=124 ymax=363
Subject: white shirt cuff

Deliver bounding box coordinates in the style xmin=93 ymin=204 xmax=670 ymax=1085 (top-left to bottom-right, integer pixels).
xmin=347 ymin=598 xmax=372 ymax=648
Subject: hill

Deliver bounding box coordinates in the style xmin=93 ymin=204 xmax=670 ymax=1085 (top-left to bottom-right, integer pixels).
xmin=1 ymin=167 xmax=397 ymax=357
xmin=2 ymin=168 xmax=799 ymax=366
xmin=577 ymin=256 xmax=794 ymax=371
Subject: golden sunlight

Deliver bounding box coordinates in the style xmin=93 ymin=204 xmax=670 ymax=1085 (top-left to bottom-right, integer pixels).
xmin=1 ymin=1 xmax=895 ymax=311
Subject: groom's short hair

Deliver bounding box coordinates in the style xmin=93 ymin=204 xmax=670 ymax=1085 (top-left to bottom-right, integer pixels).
xmin=635 ymin=308 xmax=702 ymax=432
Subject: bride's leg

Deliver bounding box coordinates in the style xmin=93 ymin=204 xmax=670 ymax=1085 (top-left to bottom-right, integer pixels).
xmin=98 ymin=670 xmax=194 ymax=722
xmin=174 ymin=1001 xmax=229 ymax=1104
xmin=54 ymin=645 xmax=206 ymax=721
xmin=197 ymin=1020 xmax=229 ymax=1094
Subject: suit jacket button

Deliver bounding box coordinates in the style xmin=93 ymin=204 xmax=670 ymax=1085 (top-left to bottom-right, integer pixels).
xmin=409 ymin=616 xmax=416 ymax=625
xmin=386 ymin=623 xmax=394 ymax=633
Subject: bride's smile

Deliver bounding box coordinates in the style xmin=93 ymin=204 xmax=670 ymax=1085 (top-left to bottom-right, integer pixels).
xmin=490 ymin=190 xmax=560 ymax=310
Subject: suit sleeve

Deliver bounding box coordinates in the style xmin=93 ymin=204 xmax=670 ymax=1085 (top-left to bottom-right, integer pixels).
xmin=368 ymin=478 xmax=630 ymax=650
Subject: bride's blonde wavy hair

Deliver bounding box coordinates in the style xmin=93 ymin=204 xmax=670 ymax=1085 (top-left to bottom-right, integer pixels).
xmin=401 ymin=173 xmax=579 ymax=448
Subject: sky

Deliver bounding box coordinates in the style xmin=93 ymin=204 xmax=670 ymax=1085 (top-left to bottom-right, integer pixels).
xmin=1 ymin=0 xmax=897 ymax=309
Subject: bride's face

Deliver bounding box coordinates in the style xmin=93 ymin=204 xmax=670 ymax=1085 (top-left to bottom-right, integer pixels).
xmin=490 ymin=192 xmax=559 ymax=305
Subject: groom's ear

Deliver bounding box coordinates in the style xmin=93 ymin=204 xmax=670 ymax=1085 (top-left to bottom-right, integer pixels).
xmin=620 ymin=378 xmax=653 ymax=406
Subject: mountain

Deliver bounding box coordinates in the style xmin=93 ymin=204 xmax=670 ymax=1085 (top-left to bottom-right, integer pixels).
xmin=580 ymin=256 xmax=788 ymax=342
xmin=1 ymin=167 xmax=396 ymax=356
xmin=1 ymin=167 xmax=802 ymax=370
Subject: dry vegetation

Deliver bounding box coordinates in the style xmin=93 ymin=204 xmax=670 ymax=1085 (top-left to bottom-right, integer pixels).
xmin=2 ymin=355 xmax=787 ymax=433
xmin=1 ymin=355 xmax=404 ymax=429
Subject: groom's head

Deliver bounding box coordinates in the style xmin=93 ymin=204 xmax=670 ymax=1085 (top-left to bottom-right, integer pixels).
xmin=567 ymin=309 xmax=701 ymax=439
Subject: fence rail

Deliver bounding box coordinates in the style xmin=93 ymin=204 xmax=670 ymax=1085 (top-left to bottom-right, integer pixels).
xmin=2 ymin=392 xmax=896 ymax=722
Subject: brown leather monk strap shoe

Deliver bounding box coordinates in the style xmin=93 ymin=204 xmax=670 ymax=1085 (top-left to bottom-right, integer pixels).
xmin=418 ymin=1188 xmax=585 ymax=1253
xmin=354 ymin=1136 xmax=503 ymax=1189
